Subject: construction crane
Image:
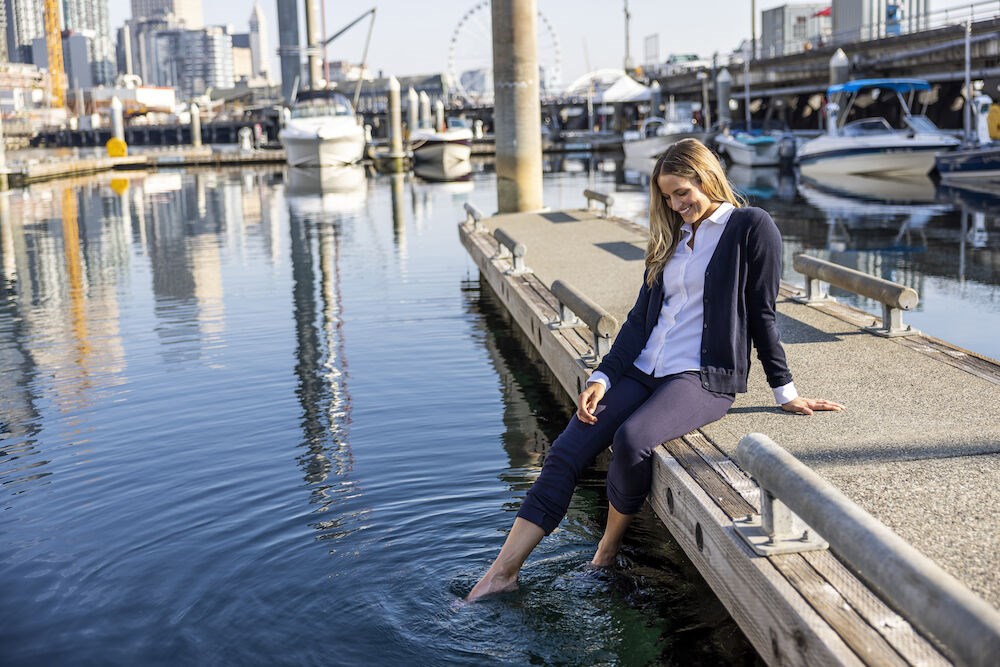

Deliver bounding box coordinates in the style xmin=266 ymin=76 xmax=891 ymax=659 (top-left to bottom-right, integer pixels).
xmin=43 ymin=0 xmax=66 ymax=109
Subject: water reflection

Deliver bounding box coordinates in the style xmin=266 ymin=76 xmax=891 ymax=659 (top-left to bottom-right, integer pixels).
xmin=285 ymin=168 xmax=365 ymax=542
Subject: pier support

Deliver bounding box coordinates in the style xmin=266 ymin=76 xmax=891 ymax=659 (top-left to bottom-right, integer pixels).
xmin=418 ymin=91 xmax=430 ymax=130
xmin=491 ymin=0 xmax=543 ymax=213
xmin=407 ymin=87 xmax=418 ymax=136
xmin=190 ymin=103 xmax=202 ymax=147
xmin=0 ymin=113 xmax=7 ymax=190
xmin=716 ymin=69 xmax=732 ymax=127
xmin=381 ymin=76 xmax=406 ymax=172
xmin=110 ymin=97 xmax=125 ymax=142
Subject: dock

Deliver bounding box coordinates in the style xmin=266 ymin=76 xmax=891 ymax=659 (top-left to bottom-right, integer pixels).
xmin=2 ymin=148 xmax=288 ymax=188
xmin=459 ymin=196 xmax=1000 ymax=665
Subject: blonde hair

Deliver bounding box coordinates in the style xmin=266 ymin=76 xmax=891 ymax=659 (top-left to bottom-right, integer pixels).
xmin=645 ymin=138 xmax=746 ymax=287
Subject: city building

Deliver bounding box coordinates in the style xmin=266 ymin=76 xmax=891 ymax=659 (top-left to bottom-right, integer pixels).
xmin=248 ymin=1 xmax=270 ymax=82
xmin=130 ymin=0 xmax=203 ymax=28
xmin=3 ymin=0 xmax=44 ymax=64
xmin=62 ymin=0 xmax=116 ymax=85
xmin=761 ymin=4 xmax=831 ymax=58
xmin=148 ymin=25 xmax=233 ymax=98
xmin=0 ymin=0 xmax=8 ymax=62
xmin=231 ymin=32 xmax=252 ymax=81
xmin=31 ymin=32 xmax=93 ymax=89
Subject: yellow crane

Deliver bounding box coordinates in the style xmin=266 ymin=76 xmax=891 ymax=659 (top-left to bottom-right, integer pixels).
xmin=43 ymin=0 xmax=66 ymax=109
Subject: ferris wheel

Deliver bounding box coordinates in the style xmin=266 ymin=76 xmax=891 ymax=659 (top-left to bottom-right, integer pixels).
xmin=447 ymin=1 xmax=562 ymax=103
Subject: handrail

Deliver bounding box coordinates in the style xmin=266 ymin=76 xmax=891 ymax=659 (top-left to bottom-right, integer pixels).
xmin=550 ymin=279 xmax=619 ymax=360
xmin=792 ymin=253 xmax=919 ymax=336
xmin=735 ymin=433 xmax=1000 ymax=667
xmin=463 ymin=201 xmax=484 ymax=229
xmin=492 ymin=227 xmax=529 ymax=274
xmin=583 ymin=189 xmax=614 ymax=216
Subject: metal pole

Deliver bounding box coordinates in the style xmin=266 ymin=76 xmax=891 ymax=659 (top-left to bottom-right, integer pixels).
xmin=751 ymin=0 xmax=756 ymax=60
xmin=303 ymin=0 xmax=323 ymax=89
xmin=276 ymin=0 xmax=301 ymax=104
xmin=623 ymin=0 xmax=632 ymax=71
xmin=0 ymin=113 xmax=7 ymax=190
xmin=492 ymin=0 xmax=544 ymax=213
xmin=743 ymin=43 xmax=751 ymax=128
xmin=964 ymin=19 xmax=973 ymax=144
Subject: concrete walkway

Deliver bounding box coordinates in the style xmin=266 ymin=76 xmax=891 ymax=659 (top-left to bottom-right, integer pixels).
xmin=476 ymin=205 xmax=1000 ymax=609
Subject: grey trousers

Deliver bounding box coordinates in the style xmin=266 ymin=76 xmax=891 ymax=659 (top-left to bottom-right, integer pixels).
xmin=517 ymin=368 xmax=734 ymax=534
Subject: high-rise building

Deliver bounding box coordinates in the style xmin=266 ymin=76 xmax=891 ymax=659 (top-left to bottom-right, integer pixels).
xmin=62 ymin=0 xmax=116 ymax=85
xmin=3 ymin=0 xmax=44 ymax=64
xmin=131 ymin=0 xmax=203 ymax=28
xmin=0 ymin=1 xmax=8 ymax=62
xmin=248 ymin=1 xmax=270 ymax=82
xmin=149 ymin=25 xmax=233 ymax=98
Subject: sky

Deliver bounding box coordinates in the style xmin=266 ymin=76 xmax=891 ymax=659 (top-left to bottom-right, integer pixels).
xmin=106 ymin=0 xmax=986 ymax=86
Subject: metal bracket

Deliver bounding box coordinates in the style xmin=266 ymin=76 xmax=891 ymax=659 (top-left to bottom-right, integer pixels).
xmin=790 ymin=277 xmax=836 ymax=305
xmin=863 ymin=304 xmax=919 ymax=337
xmin=734 ymin=491 xmax=829 ymax=556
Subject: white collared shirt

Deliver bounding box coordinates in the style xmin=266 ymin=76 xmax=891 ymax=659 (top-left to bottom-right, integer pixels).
xmin=589 ymin=202 xmax=797 ymax=405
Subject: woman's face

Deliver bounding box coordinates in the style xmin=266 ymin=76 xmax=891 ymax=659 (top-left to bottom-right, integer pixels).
xmin=657 ymin=173 xmax=718 ymax=224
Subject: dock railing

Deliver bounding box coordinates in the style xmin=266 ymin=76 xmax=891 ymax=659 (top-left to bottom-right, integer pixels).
xmin=583 ymin=189 xmax=615 ymax=217
xmin=792 ymin=253 xmax=919 ymax=336
xmin=464 ymin=202 xmax=485 ymax=231
xmin=550 ymin=279 xmax=619 ymax=361
xmin=736 ymin=433 xmax=1000 ymax=667
xmin=492 ymin=227 xmax=530 ymax=275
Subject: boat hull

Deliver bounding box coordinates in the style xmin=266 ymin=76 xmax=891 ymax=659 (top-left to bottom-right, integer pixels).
xmin=411 ymin=140 xmax=472 ymax=165
xmin=798 ymin=137 xmax=956 ymax=177
xmin=936 ymin=145 xmax=1000 ymax=182
xmin=281 ymin=133 xmax=366 ymax=167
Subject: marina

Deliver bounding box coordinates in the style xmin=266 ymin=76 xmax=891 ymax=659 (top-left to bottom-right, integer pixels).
xmin=3 ymin=0 xmax=1000 ymax=663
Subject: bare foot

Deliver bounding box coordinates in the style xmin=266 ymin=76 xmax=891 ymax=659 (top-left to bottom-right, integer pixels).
xmin=466 ymin=569 xmax=518 ymax=601
xmin=590 ymin=539 xmax=620 ymax=568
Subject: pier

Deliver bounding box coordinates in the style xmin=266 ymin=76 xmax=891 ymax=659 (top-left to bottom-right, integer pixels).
xmin=459 ymin=193 xmax=1000 ymax=665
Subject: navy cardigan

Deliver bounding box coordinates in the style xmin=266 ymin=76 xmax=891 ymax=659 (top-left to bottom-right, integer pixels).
xmin=594 ymin=206 xmax=793 ymax=395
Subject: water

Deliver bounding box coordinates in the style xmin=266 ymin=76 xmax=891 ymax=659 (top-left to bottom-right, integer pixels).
xmin=1 ymin=158 xmax=998 ymax=665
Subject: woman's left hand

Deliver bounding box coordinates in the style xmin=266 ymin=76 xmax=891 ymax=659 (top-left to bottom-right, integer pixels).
xmin=780 ymin=397 xmax=845 ymax=415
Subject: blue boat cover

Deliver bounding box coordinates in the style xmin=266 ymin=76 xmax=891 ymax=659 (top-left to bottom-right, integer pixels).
xmin=827 ymin=78 xmax=931 ymax=96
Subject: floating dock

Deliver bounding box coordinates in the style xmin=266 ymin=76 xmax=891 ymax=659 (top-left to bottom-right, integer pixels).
xmin=459 ymin=197 xmax=1000 ymax=665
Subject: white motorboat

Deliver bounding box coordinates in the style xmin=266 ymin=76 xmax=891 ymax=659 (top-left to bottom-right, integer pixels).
xmin=715 ymin=130 xmax=794 ymax=167
xmin=797 ymin=78 xmax=960 ymax=178
xmin=409 ymin=118 xmax=473 ymax=166
xmin=279 ymin=89 xmax=366 ymax=168
xmin=621 ymin=110 xmax=705 ymax=170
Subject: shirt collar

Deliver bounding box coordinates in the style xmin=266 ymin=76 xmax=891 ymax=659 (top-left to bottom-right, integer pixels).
xmin=681 ymin=201 xmax=735 ymax=234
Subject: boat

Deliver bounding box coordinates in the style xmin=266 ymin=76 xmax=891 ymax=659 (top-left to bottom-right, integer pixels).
xmin=409 ymin=118 xmax=473 ymax=166
xmin=797 ymin=78 xmax=960 ymax=177
xmin=715 ymin=129 xmax=794 ymax=167
xmin=935 ymin=95 xmax=1000 ymax=185
xmin=279 ymin=89 xmax=366 ymax=168
xmin=621 ymin=103 xmax=705 ymax=169
xmin=286 ymin=164 xmax=368 ymax=216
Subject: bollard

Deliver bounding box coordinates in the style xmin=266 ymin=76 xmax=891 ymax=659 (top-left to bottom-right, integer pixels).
xmin=190 ymin=103 xmax=202 ymax=147
xmin=110 ymin=96 xmax=125 ymax=141
xmin=418 ymin=91 xmax=431 ymax=130
xmin=407 ymin=87 xmax=419 ymax=138
xmin=433 ymin=99 xmax=444 ymax=133
xmin=715 ymin=69 xmax=732 ymax=127
xmin=386 ymin=77 xmax=405 ymax=166
xmin=238 ymin=126 xmax=254 ymax=151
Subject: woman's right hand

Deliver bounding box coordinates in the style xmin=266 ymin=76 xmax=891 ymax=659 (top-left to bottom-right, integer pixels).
xmin=576 ymin=382 xmax=606 ymax=424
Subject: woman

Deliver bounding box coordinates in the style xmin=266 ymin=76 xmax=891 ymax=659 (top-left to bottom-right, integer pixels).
xmin=467 ymin=138 xmax=843 ymax=601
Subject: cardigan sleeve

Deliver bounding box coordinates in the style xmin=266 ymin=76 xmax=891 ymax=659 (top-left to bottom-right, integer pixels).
xmin=593 ymin=272 xmax=654 ymax=387
xmin=745 ymin=211 xmax=793 ymax=388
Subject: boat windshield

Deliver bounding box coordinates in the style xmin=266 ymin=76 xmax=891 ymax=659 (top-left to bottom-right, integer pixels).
xmin=291 ymin=95 xmax=354 ymax=119
xmin=904 ymin=115 xmax=942 ymax=134
xmin=841 ymin=118 xmax=894 ymax=136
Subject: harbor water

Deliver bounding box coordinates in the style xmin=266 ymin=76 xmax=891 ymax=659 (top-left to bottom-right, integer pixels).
xmin=1 ymin=157 xmax=998 ymax=665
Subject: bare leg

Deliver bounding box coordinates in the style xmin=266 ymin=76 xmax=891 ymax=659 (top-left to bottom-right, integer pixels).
xmin=591 ymin=504 xmax=634 ymax=567
xmin=466 ymin=517 xmax=545 ymax=601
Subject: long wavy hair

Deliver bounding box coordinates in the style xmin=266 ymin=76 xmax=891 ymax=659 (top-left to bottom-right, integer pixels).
xmin=645 ymin=138 xmax=746 ymax=287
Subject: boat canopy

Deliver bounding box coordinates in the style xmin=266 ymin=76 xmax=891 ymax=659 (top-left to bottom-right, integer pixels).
xmin=827 ymin=78 xmax=931 ymax=96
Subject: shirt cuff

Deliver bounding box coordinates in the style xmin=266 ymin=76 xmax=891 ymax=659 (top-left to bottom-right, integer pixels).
xmin=587 ymin=371 xmax=611 ymax=392
xmin=772 ymin=381 xmax=798 ymax=406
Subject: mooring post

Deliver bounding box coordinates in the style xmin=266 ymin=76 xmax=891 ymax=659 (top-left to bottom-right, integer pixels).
xmin=434 ymin=99 xmax=445 ymax=132
xmin=383 ymin=76 xmax=406 ymax=172
xmin=491 ymin=0 xmax=543 ymax=213
xmin=110 ymin=96 xmax=125 ymax=142
xmin=418 ymin=91 xmax=430 ymax=130
xmin=0 ymin=113 xmax=7 ymax=190
xmin=190 ymin=103 xmax=202 ymax=147
xmin=407 ymin=87 xmax=418 ymax=138
xmin=715 ymin=69 xmax=732 ymax=127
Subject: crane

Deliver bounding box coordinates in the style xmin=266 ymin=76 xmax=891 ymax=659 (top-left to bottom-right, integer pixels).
xmin=43 ymin=0 xmax=66 ymax=109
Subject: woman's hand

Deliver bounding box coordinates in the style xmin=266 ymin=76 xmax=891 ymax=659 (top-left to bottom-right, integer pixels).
xmin=781 ymin=397 xmax=845 ymax=415
xmin=576 ymin=382 xmax=606 ymax=424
